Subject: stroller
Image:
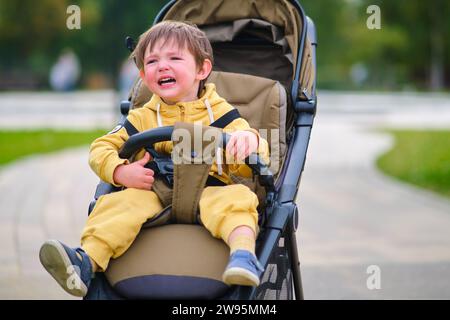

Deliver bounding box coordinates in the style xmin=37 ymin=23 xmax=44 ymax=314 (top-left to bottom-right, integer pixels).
xmin=85 ymin=0 xmax=317 ymax=300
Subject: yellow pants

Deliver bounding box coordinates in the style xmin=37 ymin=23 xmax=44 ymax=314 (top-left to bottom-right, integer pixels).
xmin=81 ymin=184 xmax=259 ymax=271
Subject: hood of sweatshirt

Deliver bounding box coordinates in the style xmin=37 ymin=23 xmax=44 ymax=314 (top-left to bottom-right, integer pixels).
xmin=143 ymin=83 xmax=226 ymax=117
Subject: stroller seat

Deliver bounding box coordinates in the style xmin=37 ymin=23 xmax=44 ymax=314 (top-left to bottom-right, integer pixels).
xmin=100 ymin=71 xmax=290 ymax=300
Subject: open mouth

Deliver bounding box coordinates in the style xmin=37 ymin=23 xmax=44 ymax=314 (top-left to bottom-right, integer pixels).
xmin=158 ymin=77 xmax=176 ymax=86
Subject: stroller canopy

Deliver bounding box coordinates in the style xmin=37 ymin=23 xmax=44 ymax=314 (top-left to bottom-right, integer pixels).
xmin=160 ymin=0 xmax=314 ymax=99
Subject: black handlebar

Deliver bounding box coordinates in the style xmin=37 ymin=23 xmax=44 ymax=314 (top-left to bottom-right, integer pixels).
xmin=118 ymin=126 xmax=274 ymax=192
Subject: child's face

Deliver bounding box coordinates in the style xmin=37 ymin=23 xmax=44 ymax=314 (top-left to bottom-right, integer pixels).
xmin=140 ymin=38 xmax=211 ymax=105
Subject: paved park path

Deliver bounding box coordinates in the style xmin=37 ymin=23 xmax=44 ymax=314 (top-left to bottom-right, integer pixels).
xmin=299 ymin=92 xmax=450 ymax=299
xmin=0 ymin=90 xmax=449 ymax=299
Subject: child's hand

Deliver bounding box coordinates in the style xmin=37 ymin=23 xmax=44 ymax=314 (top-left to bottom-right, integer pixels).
xmin=113 ymin=152 xmax=154 ymax=189
xmin=226 ymin=130 xmax=259 ymax=161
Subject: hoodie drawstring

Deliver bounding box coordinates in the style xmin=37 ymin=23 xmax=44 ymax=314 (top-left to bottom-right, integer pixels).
xmin=205 ymin=99 xmax=223 ymax=176
xmin=156 ymin=103 xmax=163 ymax=127
xmin=204 ymin=98 xmax=215 ymax=124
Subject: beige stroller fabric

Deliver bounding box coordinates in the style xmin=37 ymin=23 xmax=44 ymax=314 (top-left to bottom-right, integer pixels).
xmin=106 ymin=224 xmax=229 ymax=287
xmin=163 ymin=0 xmax=314 ymax=100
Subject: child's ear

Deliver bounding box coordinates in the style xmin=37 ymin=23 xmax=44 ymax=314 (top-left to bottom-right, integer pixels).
xmin=139 ymin=69 xmax=145 ymax=79
xmin=197 ymin=59 xmax=212 ymax=80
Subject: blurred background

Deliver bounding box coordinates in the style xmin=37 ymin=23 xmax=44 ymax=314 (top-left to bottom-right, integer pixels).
xmin=0 ymin=0 xmax=164 ymax=92
xmin=0 ymin=0 xmax=449 ymax=300
xmin=1 ymin=0 xmax=449 ymax=91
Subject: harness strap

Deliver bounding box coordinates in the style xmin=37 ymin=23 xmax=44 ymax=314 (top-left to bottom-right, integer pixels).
xmin=210 ymin=109 xmax=241 ymax=129
xmin=206 ymin=175 xmax=227 ymax=187
xmin=123 ymin=119 xmax=139 ymax=136
xmin=123 ymin=108 xmax=241 ymax=137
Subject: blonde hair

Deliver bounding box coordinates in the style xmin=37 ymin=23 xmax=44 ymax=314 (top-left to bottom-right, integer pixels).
xmin=131 ymin=20 xmax=214 ymax=72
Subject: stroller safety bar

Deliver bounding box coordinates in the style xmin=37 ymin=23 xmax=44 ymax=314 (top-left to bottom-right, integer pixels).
xmin=118 ymin=126 xmax=275 ymax=192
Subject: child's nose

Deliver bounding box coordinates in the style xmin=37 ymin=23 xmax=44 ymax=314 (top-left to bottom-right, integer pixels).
xmin=158 ymin=60 xmax=170 ymax=71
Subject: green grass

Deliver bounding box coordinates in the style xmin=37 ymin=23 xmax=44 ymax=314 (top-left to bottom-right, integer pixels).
xmin=0 ymin=129 xmax=106 ymax=166
xmin=376 ymin=130 xmax=450 ymax=198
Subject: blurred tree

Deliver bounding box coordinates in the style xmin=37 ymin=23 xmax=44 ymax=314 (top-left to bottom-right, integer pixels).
xmin=0 ymin=0 xmax=68 ymax=86
xmin=354 ymin=0 xmax=450 ymax=90
xmin=0 ymin=0 xmax=449 ymax=91
xmin=0 ymin=0 xmax=166 ymax=89
xmin=301 ymin=0 xmax=349 ymax=89
xmin=340 ymin=1 xmax=409 ymax=90
xmin=302 ymin=0 xmax=449 ymax=90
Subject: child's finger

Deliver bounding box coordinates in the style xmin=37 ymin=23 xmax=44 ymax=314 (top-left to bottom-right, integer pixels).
xmin=144 ymin=168 xmax=154 ymax=176
xmin=140 ymin=182 xmax=152 ymax=190
xmin=226 ymin=136 xmax=237 ymax=157
xmin=235 ymin=136 xmax=249 ymax=158
xmin=236 ymin=143 xmax=249 ymax=160
xmin=142 ymin=175 xmax=154 ymax=184
xmin=136 ymin=152 xmax=151 ymax=166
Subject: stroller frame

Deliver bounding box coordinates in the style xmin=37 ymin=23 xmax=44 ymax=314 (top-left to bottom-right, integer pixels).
xmin=157 ymin=0 xmax=317 ymax=300
xmin=86 ymin=0 xmax=317 ymax=300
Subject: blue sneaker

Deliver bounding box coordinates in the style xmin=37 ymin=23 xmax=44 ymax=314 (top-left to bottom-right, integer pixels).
xmin=39 ymin=240 xmax=92 ymax=297
xmin=222 ymin=250 xmax=265 ymax=286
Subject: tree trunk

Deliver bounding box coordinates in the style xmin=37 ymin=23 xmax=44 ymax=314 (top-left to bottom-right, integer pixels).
xmin=429 ymin=1 xmax=445 ymax=91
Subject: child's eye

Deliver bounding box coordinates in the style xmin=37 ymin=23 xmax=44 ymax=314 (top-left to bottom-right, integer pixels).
xmin=147 ymin=59 xmax=156 ymax=64
xmin=171 ymin=57 xmax=182 ymax=60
